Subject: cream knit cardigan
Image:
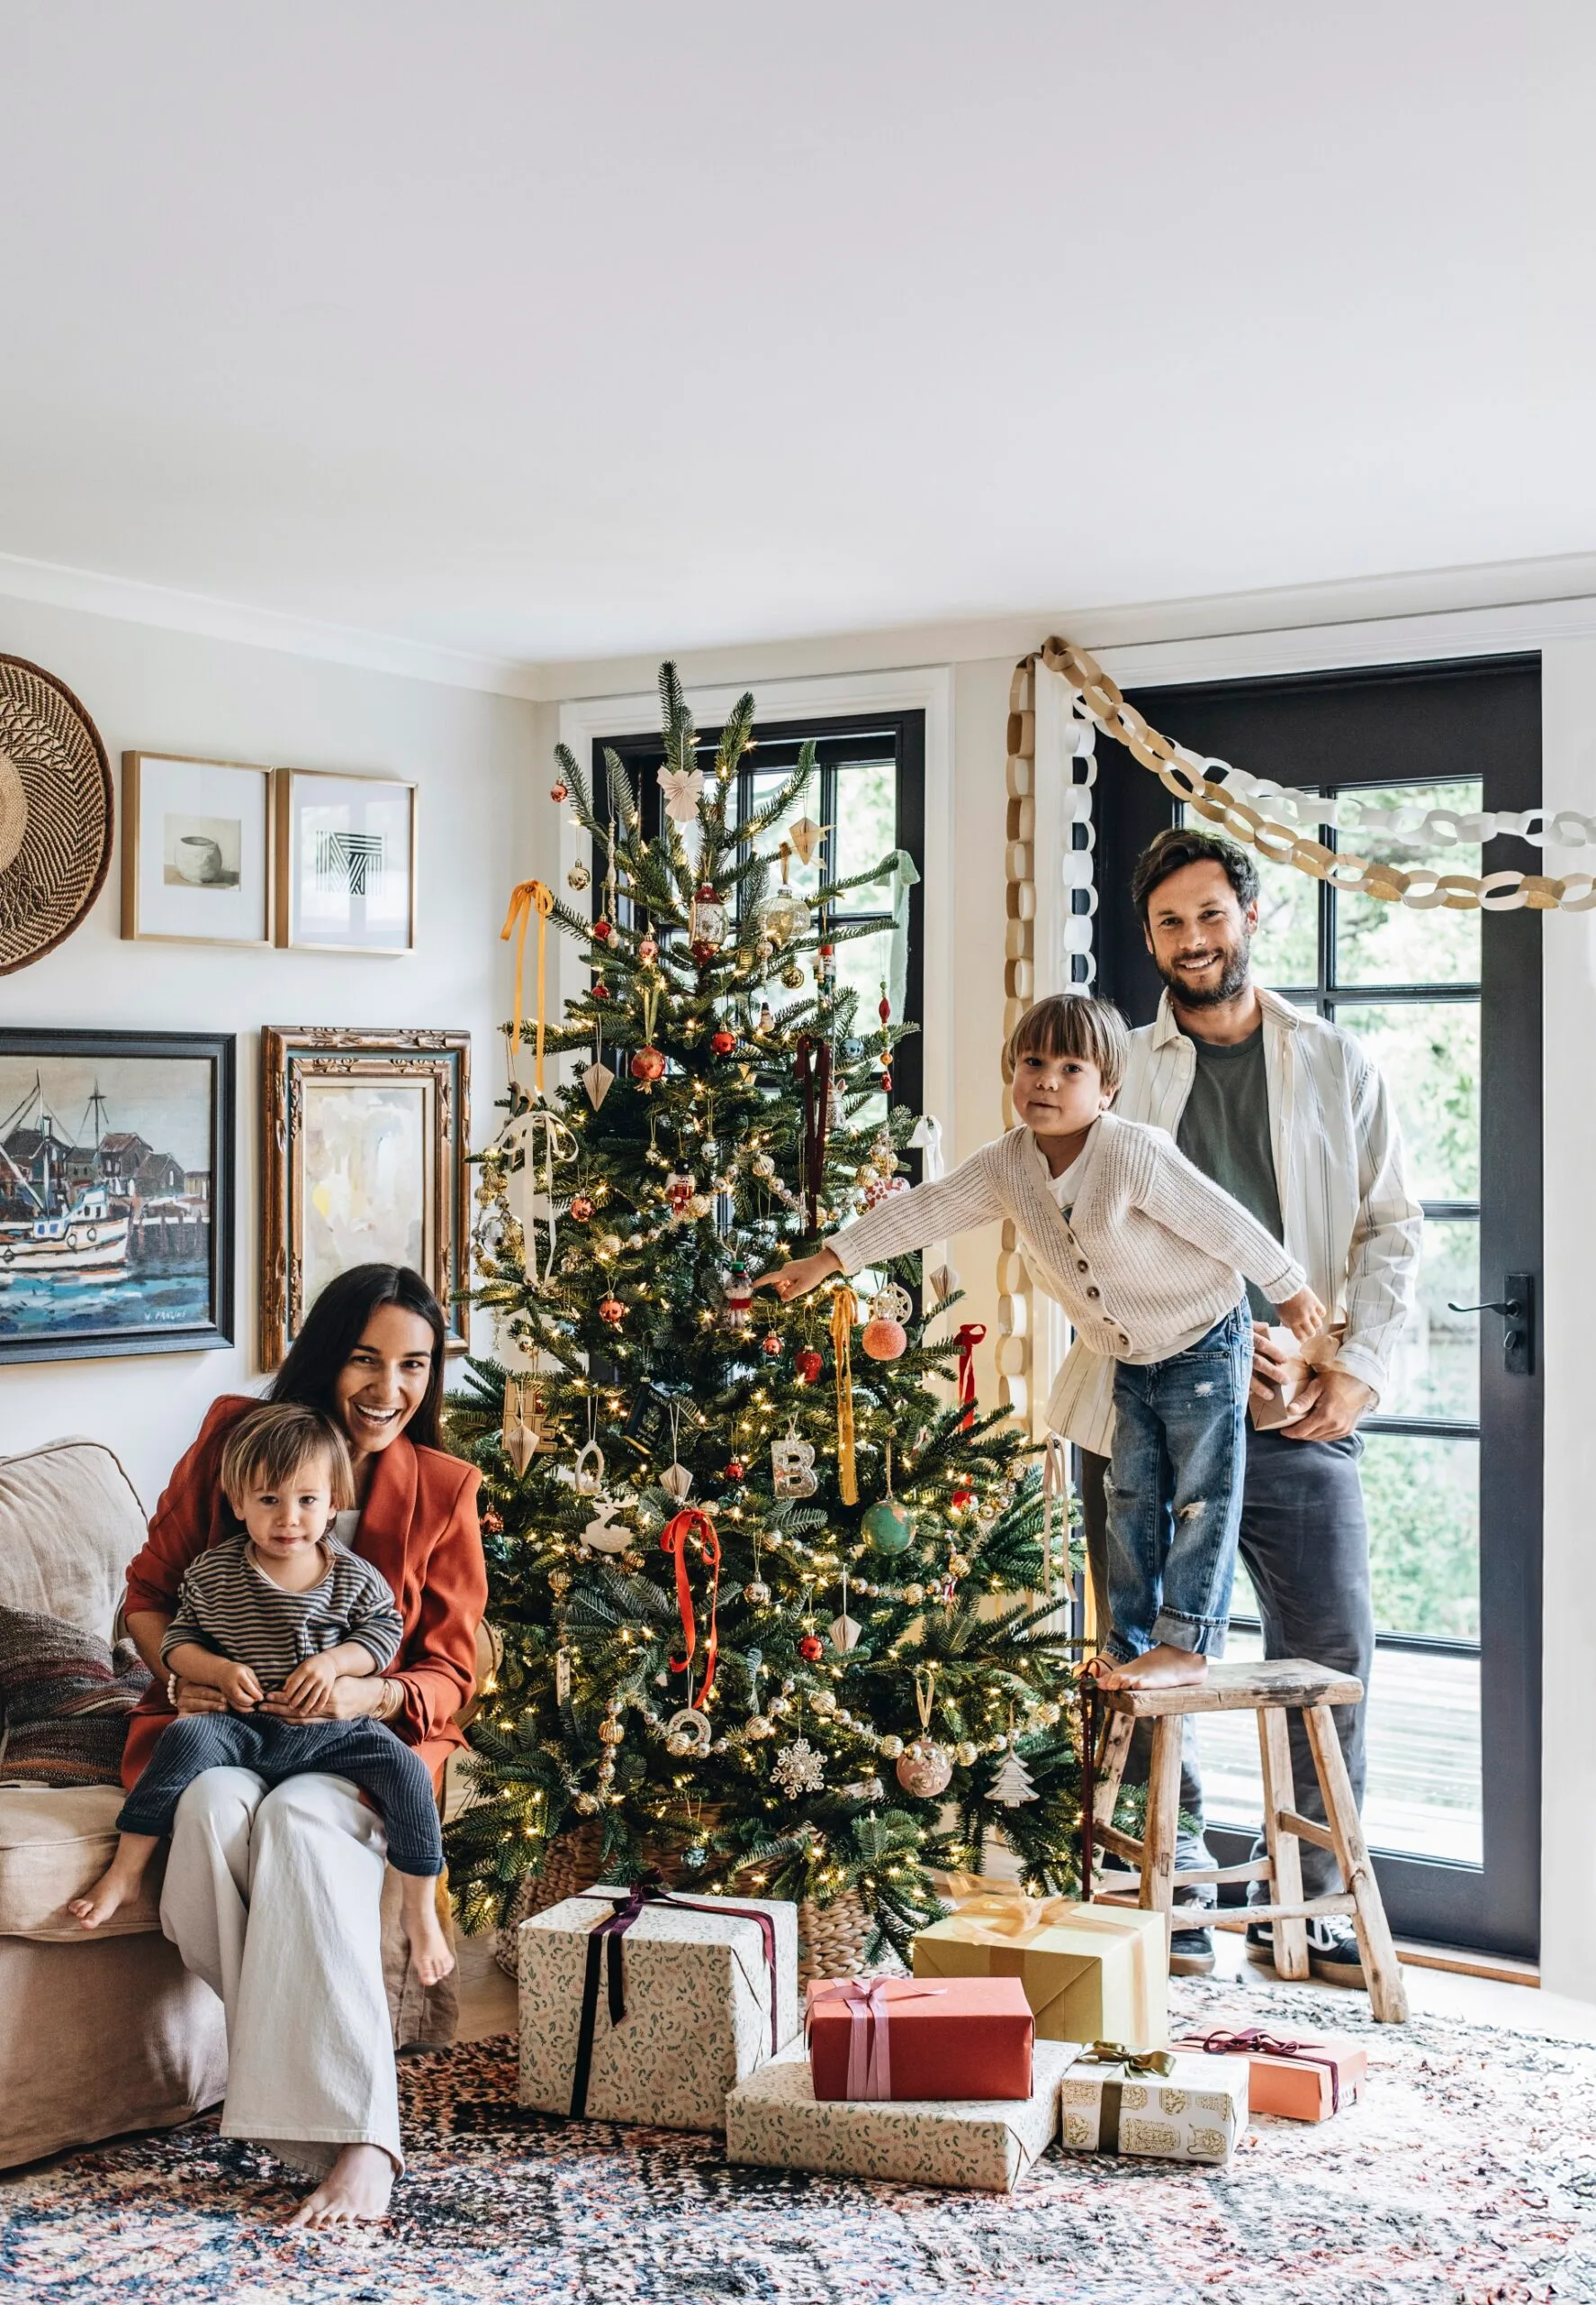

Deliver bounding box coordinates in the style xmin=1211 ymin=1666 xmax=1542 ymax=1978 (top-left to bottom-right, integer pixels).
xmin=831 ymin=1114 xmax=1306 ymax=1439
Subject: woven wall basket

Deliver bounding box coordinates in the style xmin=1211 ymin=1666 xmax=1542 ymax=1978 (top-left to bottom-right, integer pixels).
xmin=491 ymin=1821 xmax=902 ymax=1985
xmin=0 ymin=655 xmax=113 ymax=975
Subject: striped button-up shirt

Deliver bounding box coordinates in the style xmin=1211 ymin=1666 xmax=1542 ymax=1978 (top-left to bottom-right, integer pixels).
xmin=1053 ymin=985 xmax=1421 ymax=1452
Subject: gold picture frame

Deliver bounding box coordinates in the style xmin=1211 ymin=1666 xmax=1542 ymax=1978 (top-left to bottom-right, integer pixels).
xmin=272 ymin=767 xmax=418 ymax=954
xmin=121 ymin=753 xmax=275 ymax=947
xmin=259 ymin=1026 xmax=469 ymax=1369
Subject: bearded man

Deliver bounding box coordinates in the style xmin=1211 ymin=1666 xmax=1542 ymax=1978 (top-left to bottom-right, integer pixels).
xmin=1067 ymin=826 xmax=1421 ymax=1982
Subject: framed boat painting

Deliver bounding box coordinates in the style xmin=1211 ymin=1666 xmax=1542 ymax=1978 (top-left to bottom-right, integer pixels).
xmin=0 ymin=1028 xmax=236 ymax=1363
xmin=259 ymin=1026 xmax=469 ymax=1369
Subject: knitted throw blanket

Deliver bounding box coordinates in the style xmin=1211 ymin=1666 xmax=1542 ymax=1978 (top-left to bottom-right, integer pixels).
xmin=0 ymin=1604 xmax=151 ymax=1786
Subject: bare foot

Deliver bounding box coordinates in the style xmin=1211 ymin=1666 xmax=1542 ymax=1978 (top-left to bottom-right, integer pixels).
xmin=68 ymin=1857 xmax=147 ymax=1929
xmin=285 ymin=2143 xmax=396 ymax=2229
xmin=408 ymin=1908 xmax=455 ymax=1988
xmin=1096 ymin=1643 xmax=1210 ymax=1692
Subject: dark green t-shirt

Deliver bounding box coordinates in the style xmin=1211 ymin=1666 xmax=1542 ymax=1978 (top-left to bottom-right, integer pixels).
xmin=1174 ymin=1024 xmax=1285 ymax=1321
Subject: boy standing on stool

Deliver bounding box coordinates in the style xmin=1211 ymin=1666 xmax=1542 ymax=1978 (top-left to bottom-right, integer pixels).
xmin=1069 ymin=827 xmax=1420 ymax=1981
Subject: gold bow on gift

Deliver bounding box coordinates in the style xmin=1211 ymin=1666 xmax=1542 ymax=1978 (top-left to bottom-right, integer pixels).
xmin=930 ymin=1874 xmax=1087 ymax=1944
xmin=1077 ymin=2041 xmax=1177 ymax=2078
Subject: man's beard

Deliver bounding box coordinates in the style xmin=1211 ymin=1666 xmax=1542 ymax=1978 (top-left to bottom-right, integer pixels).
xmin=1155 ymin=930 xmax=1252 ymax=1009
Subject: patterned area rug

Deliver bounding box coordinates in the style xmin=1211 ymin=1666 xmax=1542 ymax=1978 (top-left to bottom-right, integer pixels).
xmin=3 ymin=1976 xmax=1592 ymax=2304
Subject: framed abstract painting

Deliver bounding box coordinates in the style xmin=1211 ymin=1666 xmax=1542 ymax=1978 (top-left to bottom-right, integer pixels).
xmin=273 ymin=768 xmax=417 ymax=954
xmin=259 ymin=1026 xmax=469 ymax=1368
xmin=0 ymin=1027 xmax=236 ymax=1362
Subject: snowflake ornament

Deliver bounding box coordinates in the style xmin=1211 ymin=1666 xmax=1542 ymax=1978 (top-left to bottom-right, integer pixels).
xmin=772 ymin=1737 xmax=826 ymax=1798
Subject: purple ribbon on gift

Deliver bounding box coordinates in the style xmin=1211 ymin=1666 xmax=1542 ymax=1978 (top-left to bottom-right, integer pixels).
xmin=1177 ymin=2026 xmax=1347 ymax=2114
xmin=807 ymin=1978 xmax=948 ymax=2100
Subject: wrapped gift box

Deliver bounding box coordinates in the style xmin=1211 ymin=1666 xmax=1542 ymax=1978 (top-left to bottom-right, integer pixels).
xmin=912 ymin=1889 xmax=1168 ymax=2050
xmin=1058 ymin=2043 xmax=1249 ymax=2164
xmin=726 ymin=2038 xmax=1073 ymax=2192
xmin=806 ymin=1975 xmax=1033 ymax=2102
xmin=518 ymin=1883 xmax=798 ymax=2130
xmin=1176 ymin=2026 xmax=1366 ymax=2122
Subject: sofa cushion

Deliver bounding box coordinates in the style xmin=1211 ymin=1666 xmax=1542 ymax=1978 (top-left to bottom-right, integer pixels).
xmin=0 ymin=1440 xmax=149 ymax=1635
xmin=0 ymin=1604 xmax=150 ymax=1787
xmin=0 ymin=1784 xmax=165 ymax=1939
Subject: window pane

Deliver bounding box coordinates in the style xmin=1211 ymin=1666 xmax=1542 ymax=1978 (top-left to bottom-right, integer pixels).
xmin=832 ymin=757 xmax=897 ymax=906
xmin=1378 ymin=1218 xmax=1479 ymax=1423
xmin=1335 ymin=999 xmax=1479 ymax=1201
xmin=1195 ymin=1624 xmax=1482 ymax=1864
xmin=1364 ymin=1430 xmax=1479 ymax=1641
xmin=831 ymin=924 xmax=893 ymax=1035
xmin=1249 ymin=845 xmax=1321 ymax=990
xmin=1334 ymin=780 xmax=1483 ymax=988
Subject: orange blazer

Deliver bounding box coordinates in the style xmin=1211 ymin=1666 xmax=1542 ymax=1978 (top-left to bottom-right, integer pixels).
xmin=121 ymin=1393 xmax=486 ymax=1794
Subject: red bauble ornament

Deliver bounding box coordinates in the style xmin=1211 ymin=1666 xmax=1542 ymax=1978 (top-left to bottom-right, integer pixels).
xmin=724 ymin=1459 xmax=745 ymax=1482
xmin=710 ymin=1029 xmax=737 ymax=1055
xmin=592 ymin=981 xmax=610 ymax=1002
xmin=951 ymin=1486 xmax=974 ymax=1511
xmin=550 ymin=781 xmax=569 ymax=802
xmin=798 ymin=1634 xmax=825 ymax=1663
xmin=690 ymin=939 xmax=717 ymax=964
xmin=593 ymin=918 xmax=613 ymax=943
xmin=879 ymin=1069 xmax=892 ymax=1091
xmin=762 ymin=1331 xmax=783 ymax=1358
xmin=570 ymin=1196 xmax=594 ymax=1223
xmin=630 ymin=1045 xmax=667 ymax=1081
xmin=598 ymin=1296 xmax=625 ymax=1325
xmin=638 ymin=936 xmax=659 ymax=962
xmin=795 ymin=1347 xmax=825 ymax=1384
xmin=879 ymin=996 xmax=891 ymax=1023
xmin=861 ymin=1317 xmax=907 ymax=1361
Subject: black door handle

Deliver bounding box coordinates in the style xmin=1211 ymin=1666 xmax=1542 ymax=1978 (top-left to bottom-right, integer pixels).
xmin=1447 ymin=1274 xmax=1535 ymax=1377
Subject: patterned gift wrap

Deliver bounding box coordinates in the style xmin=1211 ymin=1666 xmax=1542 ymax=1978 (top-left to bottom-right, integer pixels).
xmin=518 ymin=1885 xmax=798 ymax=2130
xmin=726 ymin=2039 xmax=1074 ymax=2193
xmin=913 ymin=1894 xmax=1168 ymax=2049
xmin=1058 ymin=2043 xmax=1249 ymax=2165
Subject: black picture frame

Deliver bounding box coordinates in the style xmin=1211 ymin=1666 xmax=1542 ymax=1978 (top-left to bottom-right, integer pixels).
xmin=0 ymin=1027 xmax=236 ymax=1364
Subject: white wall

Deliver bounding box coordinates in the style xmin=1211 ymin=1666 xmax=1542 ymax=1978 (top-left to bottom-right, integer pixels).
xmin=0 ymin=595 xmax=542 ymax=1507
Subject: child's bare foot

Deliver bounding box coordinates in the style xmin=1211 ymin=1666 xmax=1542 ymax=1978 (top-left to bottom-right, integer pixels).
xmin=68 ymin=1839 xmax=156 ymax=1929
xmin=1096 ymin=1643 xmax=1210 ymax=1692
xmin=401 ymin=1881 xmax=455 ymax=1988
xmin=286 ymin=2143 xmax=396 ymax=2228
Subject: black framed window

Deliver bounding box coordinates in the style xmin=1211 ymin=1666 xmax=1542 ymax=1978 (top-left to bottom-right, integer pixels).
xmin=592 ymin=711 xmax=926 ymax=1123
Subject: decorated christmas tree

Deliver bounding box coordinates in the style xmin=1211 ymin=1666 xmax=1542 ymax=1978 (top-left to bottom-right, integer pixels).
xmin=445 ymin=666 xmax=1082 ymax=1962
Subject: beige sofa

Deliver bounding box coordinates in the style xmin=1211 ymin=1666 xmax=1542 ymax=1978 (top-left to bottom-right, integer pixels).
xmin=0 ymin=1436 xmax=463 ymax=2171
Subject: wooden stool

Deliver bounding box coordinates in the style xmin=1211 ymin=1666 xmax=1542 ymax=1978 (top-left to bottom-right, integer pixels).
xmin=1087 ymin=1657 xmax=1409 ymax=2023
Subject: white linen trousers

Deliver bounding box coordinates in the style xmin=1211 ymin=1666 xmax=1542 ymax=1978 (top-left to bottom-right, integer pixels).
xmin=159 ymin=1767 xmax=401 ymax=2175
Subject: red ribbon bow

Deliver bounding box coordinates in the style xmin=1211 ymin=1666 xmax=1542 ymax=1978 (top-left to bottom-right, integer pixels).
xmin=660 ymin=1508 xmax=722 ymax=1708
xmin=1177 ymin=2026 xmax=1347 ymax=2113
xmin=955 ymin=1323 xmax=987 ymax=1430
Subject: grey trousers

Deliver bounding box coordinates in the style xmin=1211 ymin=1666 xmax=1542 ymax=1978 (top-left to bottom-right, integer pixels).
xmin=1079 ymin=1425 xmax=1374 ymax=1903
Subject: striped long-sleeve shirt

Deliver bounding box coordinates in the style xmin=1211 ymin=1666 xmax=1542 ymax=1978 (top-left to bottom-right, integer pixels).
xmin=160 ymin=1535 xmax=403 ymax=1686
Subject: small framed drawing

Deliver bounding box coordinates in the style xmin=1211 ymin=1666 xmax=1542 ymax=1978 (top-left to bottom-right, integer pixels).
xmin=260 ymin=1026 xmax=469 ymax=1369
xmin=274 ymin=768 xmax=417 ymax=954
xmin=0 ymin=1027 xmax=236 ymax=1364
xmin=121 ymin=754 xmax=274 ymax=946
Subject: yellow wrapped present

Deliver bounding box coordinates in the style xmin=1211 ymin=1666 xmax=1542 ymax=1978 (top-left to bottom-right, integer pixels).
xmin=911 ymin=1878 xmax=1168 ymax=2052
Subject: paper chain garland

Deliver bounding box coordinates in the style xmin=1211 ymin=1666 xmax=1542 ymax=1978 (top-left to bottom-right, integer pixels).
xmin=1032 ymin=632 xmax=1596 ymax=913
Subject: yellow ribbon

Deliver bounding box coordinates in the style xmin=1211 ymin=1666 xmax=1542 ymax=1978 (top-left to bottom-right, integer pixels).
xmin=1077 ymin=2041 xmax=1177 ymax=2077
xmin=500 ymin=879 xmax=556 ymax=1091
xmin=830 ymin=1284 xmax=859 ymax=1506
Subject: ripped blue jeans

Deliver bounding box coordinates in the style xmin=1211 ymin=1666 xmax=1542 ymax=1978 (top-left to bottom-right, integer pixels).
xmin=1103 ymin=1303 xmax=1251 ymax=1660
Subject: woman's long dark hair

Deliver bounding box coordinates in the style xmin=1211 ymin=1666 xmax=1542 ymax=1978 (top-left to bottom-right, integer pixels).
xmin=267 ymin=1264 xmax=447 ymax=1453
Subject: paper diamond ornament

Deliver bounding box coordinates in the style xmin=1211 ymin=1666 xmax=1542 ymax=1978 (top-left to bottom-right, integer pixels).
xmin=787 ymin=815 xmax=825 ymax=865
xmin=581 ymin=1061 xmax=615 ymax=1111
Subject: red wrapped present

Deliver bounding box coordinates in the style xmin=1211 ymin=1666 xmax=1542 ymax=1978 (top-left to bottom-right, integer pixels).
xmin=806 ymin=1975 xmax=1034 ymax=2102
xmin=1176 ymin=2025 xmax=1367 ymax=2122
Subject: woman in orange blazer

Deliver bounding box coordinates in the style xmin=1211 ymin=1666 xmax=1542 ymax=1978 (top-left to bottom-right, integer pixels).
xmin=120 ymin=1263 xmax=485 ymax=2231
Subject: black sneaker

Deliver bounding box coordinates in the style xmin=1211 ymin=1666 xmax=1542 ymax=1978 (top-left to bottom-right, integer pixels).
xmin=1246 ymin=1915 xmax=1366 ymax=1986
xmin=1168 ymin=1926 xmax=1215 ymax=1977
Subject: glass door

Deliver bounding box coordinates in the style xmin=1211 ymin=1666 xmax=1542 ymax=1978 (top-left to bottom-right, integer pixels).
xmin=1093 ymin=655 xmax=1542 ymax=1957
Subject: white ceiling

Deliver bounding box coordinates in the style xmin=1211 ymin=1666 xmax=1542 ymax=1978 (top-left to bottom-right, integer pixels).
xmin=2 ymin=1 xmax=1591 ymax=673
